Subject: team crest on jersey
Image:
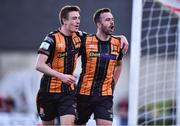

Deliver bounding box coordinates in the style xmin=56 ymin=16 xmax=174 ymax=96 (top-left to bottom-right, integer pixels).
xmin=73 ymin=36 xmax=81 ymax=48
xmin=40 ymin=42 xmax=50 ymax=50
xmin=58 ymin=43 xmax=64 ymax=47
xmin=89 ymin=44 xmax=94 ymax=48
xmin=111 ymin=45 xmax=119 ymax=56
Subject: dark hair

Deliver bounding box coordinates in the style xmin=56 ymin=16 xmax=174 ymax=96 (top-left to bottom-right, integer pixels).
xmin=93 ymin=8 xmax=111 ymax=24
xmin=59 ymin=5 xmax=80 ymax=25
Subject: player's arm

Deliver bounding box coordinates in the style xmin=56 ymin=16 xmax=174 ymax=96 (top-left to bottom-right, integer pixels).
xmin=36 ymin=54 xmax=75 ymax=84
xmin=35 ymin=34 xmax=75 ymax=84
xmin=113 ymin=60 xmax=123 ymax=84
xmin=114 ymin=35 xmax=129 ymax=54
xmin=113 ymin=44 xmax=124 ymax=84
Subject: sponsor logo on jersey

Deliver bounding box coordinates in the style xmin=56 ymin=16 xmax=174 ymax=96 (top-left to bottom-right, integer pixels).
xmin=89 ymin=51 xmax=100 ymax=57
xmin=89 ymin=51 xmax=117 ymax=60
xmin=40 ymin=42 xmax=50 ymax=50
xmin=58 ymin=52 xmax=67 ymax=58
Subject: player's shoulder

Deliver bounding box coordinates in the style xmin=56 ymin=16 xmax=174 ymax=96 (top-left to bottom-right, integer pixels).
xmin=75 ymin=31 xmax=88 ymax=38
xmin=111 ymin=35 xmax=121 ymax=46
xmin=111 ymin=35 xmax=122 ymax=42
xmin=84 ymin=34 xmax=96 ymax=40
xmin=86 ymin=34 xmax=96 ymax=38
xmin=48 ymin=29 xmax=59 ymax=36
xmin=84 ymin=34 xmax=98 ymax=43
xmin=44 ymin=30 xmax=58 ymax=44
xmin=111 ymin=35 xmax=121 ymax=40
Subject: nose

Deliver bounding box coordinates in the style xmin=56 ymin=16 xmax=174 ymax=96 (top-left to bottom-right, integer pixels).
xmin=111 ymin=20 xmax=114 ymax=25
xmin=76 ymin=18 xmax=80 ymax=24
xmin=76 ymin=17 xmax=80 ymax=24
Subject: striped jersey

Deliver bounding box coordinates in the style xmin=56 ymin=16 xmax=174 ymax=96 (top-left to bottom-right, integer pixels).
xmin=38 ymin=30 xmax=83 ymax=94
xmin=77 ymin=35 xmax=123 ymax=96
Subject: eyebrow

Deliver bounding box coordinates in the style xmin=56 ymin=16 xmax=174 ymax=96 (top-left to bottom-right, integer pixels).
xmin=71 ymin=16 xmax=80 ymax=18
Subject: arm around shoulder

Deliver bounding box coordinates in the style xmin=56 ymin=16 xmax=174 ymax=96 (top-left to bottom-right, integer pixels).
xmin=114 ymin=35 xmax=129 ymax=54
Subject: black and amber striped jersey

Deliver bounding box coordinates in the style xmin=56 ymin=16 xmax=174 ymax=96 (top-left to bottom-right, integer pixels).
xmin=77 ymin=35 xmax=123 ymax=96
xmin=38 ymin=29 xmax=83 ymax=94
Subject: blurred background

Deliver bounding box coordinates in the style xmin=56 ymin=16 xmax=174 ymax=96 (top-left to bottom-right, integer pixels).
xmin=0 ymin=0 xmax=132 ymax=125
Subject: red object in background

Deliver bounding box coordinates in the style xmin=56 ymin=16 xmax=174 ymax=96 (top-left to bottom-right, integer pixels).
xmin=0 ymin=96 xmax=15 ymax=112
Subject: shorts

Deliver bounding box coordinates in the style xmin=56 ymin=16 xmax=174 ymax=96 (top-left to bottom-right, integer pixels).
xmin=75 ymin=94 xmax=113 ymax=125
xmin=36 ymin=92 xmax=76 ymax=121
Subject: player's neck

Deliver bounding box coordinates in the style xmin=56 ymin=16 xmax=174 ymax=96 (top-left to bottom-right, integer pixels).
xmin=96 ymin=30 xmax=110 ymax=41
xmin=59 ymin=26 xmax=72 ymax=36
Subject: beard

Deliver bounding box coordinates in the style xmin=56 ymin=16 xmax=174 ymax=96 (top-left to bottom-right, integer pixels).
xmin=101 ymin=25 xmax=113 ymax=35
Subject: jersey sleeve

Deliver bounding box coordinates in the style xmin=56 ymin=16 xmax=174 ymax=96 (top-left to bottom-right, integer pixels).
xmin=117 ymin=39 xmax=124 ymax=62
xmin=38 ymin=34 xmax=55 ymax=56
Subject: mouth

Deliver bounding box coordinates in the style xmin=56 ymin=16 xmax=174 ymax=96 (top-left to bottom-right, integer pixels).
xmin=75 ymin=25 xmax=79 ymax=29
xmin=110 ymin=25 xmax=114 ymax=30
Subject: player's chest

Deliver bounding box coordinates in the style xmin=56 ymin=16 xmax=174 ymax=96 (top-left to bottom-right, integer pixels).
xmin=85 ymin=42 xmax=120 ymax=60
xmin=55 ymin=37 xmax=81 ymax=58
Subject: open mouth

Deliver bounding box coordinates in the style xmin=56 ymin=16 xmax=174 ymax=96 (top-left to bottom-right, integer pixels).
xmin=75 ymin=25 xmax=79 ymax=28
xmin=110 ymin=25 xmax=114 ymax=30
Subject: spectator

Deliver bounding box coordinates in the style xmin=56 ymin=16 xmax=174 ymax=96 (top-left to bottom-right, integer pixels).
xmin=117 ymin=97 xmax=128 ymax=126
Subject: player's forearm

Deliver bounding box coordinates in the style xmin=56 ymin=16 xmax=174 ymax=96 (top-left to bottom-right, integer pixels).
xmin=113 ymin=61 xmax=122 ymax=84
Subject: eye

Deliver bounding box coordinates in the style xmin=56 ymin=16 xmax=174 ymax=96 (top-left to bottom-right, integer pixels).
xmin=106 ymin=18 xmax=111 ymax=21
xmin=72 ymin=17 xmax=77 ymax=20
xmin=105 ymin=18 xmax=114 ymax=22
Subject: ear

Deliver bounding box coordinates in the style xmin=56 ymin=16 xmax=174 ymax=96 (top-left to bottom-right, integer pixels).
xmin=62 ymin=18 xmax=67 ymax=25
xmin=97 ymin=22 xmax=101 ymax=28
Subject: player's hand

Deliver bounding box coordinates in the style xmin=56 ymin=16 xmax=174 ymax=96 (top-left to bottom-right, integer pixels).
xmin=59 ymin=74 xmax=76 ymax=85
xmin=120 ymin=35 xmax=129 ymax=54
